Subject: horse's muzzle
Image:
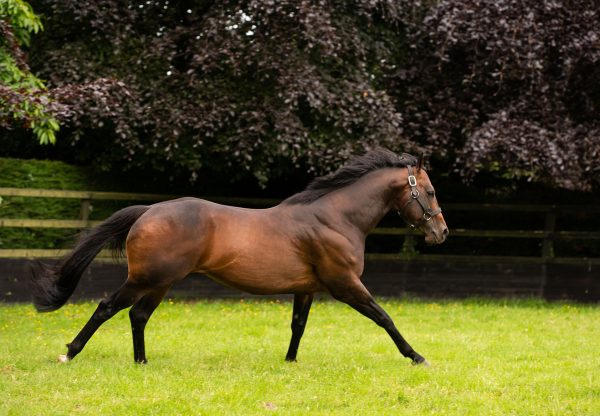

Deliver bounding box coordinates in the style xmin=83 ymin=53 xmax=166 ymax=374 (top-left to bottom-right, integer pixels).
xmin=425 ymin=227 xmax=449 ymax=245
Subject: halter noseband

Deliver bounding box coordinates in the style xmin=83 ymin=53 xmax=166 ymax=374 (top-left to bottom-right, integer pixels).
xmin=397 ymin=165 xmax=442 ymax=228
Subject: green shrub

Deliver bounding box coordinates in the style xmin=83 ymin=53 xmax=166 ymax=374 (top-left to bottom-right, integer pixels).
xmin=0 ymin=158 xmax=123 ymax=249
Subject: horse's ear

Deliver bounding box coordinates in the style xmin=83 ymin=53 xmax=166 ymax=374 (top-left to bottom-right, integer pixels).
xmin=417 ymin=153 xmax=425 ymax=171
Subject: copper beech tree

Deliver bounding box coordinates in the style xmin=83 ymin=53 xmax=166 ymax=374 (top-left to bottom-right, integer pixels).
xmin=3 ymin=0 xmax=599 ymax=190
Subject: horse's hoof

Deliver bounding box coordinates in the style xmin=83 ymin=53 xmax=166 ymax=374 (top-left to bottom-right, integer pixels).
xmin=411 ymin=354 xmax=430 ymax=366
xmin=57 ymin=354 xmax=70 ymax=363
xmin=419 ymin=359 xmax=431 ymax=367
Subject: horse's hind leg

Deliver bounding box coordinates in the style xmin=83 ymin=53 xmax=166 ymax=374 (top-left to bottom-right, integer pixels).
xmin=285 ymin=293 xmax=314 ymax=362
xmin=129 ymin=286 xmax=170 ymax=364
xmin=327 ymin=279 xmax=428 ymax=366
xmin=60 ymin=281 xmax=145 ymax=362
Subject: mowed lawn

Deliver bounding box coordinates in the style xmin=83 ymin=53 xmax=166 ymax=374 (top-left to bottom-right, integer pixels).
xmin=1 ymin=299 xmax=599 ymax=415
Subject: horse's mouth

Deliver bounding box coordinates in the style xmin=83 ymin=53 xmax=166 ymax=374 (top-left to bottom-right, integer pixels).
xmin=425 ymin=233 xmax=446 ymax=245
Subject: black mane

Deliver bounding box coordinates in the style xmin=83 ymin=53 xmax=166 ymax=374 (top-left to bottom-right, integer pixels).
xmin=284 ymin=148 xmax=417 ymax=205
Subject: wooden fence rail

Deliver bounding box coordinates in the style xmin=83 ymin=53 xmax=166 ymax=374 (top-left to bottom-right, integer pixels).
xmin=1 ymin=187 xmax=599 ymax=265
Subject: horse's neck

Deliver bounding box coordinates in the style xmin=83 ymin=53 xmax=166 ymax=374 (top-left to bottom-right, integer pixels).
xmin=319 ymin=170 xmax=398 ymax=235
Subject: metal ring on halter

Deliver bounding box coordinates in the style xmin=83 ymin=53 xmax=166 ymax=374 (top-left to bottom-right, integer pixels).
xmin=411 ymin=189 xmax=419 ymax=198
xmin=408 ymin=175 xmax=417 ymax=187
xmin=423 ymin=211 xmax=432 ymax=221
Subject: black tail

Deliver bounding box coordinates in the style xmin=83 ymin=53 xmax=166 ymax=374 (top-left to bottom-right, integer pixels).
xmin=30 ymin=205 xmax=150 ymax=312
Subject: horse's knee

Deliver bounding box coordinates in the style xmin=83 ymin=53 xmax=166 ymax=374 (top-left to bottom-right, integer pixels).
xmin=291 ymin=317 xmax=306 ymax=334
xmin=129 ymin=306 xmax=150 ymax=325
xmin=366 ymin=303 xmax=395 ymax=329
xmin=374 ymin=314 xmax=394 ymax=329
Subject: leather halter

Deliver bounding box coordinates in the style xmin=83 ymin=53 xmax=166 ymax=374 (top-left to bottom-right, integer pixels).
xmin=397 ymin=165 xmax=442 ymax=228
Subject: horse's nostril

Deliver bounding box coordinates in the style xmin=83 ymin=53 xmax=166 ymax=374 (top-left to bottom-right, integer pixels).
xmin=442 ymin=228 xmax=449 ymax=237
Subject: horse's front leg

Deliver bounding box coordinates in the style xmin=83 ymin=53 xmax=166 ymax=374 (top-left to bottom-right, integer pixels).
xmin=285 ymin=293 xmax=314 ymax=362
xmin=327 ymin=278 xmax=428 ymax=366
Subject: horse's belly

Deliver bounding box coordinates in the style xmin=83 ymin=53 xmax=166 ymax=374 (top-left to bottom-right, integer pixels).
xmin=198 ymin=255 xmax=321 ymax=295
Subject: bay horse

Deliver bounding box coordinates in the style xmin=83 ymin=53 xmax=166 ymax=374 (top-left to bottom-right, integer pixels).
xmin=31 ymin=148 xmax=448 ymax=366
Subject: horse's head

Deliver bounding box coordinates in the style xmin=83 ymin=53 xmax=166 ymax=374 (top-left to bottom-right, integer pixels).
xmin=394 ymin=155 xmax=448 ymax=245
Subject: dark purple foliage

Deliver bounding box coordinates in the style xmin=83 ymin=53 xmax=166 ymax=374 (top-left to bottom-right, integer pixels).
xmin=399 ymin=0 xmax=600 ymax=190
xmin=27 ymin=0 xmax=412 ymax=184
xmin=8 ymin=0 xmax=600 ymax=190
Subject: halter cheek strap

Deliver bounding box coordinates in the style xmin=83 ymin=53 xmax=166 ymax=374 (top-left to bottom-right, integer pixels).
xmin=398 ymin=165 xmax=442 ymax=228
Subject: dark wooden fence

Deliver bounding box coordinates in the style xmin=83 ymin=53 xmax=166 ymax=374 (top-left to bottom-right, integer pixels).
xmin=1 ymin=187 xmax=599 ymax=301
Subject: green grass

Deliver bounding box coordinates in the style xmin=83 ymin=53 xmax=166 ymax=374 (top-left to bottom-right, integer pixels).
xmin=0 ymin=299 xmax=598 ymax=415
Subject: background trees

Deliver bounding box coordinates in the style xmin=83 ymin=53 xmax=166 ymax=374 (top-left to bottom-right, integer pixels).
xmin=0 ymin=0 xmax=58 ymax=144
xmin=401 ymin=0 xmax=600 ymax=191
xmin=2 ymin=0 xmax=598 ymax=192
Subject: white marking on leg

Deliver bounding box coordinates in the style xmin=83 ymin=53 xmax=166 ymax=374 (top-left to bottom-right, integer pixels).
xmin=57 ymin=354 xmax=69 ymax=363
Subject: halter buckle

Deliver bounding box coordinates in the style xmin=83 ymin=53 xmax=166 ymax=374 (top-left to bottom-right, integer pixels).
xmin=408 ymin=175 xmax=417 ymax=187
xmin=423 ymin=211 xmax=432 ymax=221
